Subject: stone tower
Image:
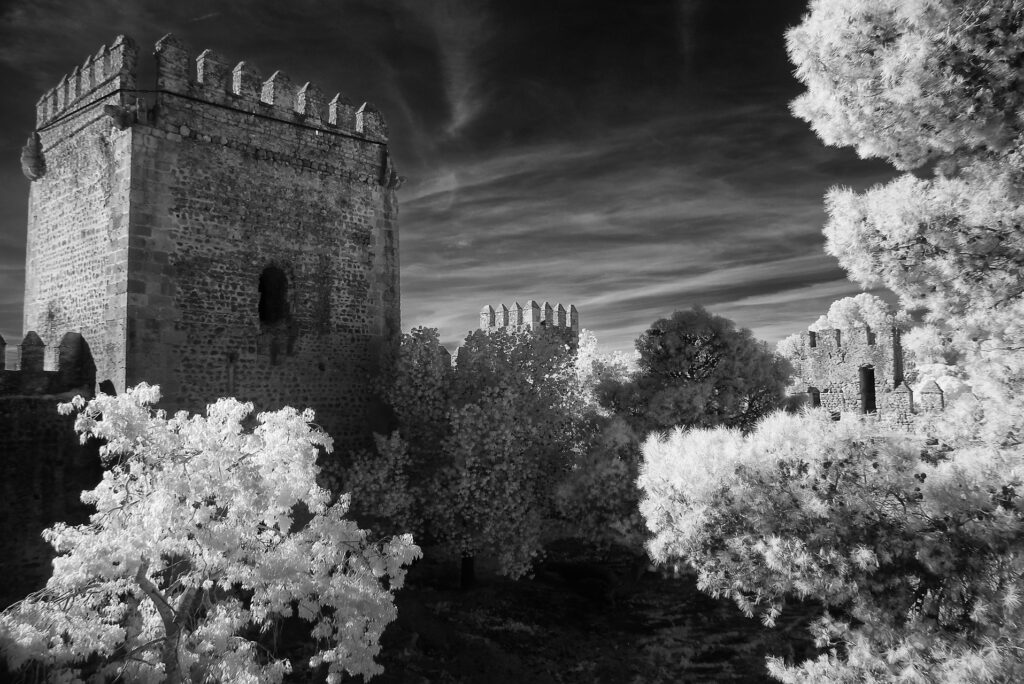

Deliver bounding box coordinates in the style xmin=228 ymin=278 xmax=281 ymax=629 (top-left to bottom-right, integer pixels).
xmin=479 ymin=300 xmax=579 ymax=348
xmin=22 ymin=35 xmax=401 ymax=448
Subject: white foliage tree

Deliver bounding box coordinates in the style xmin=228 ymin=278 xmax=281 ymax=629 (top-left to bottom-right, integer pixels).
xmin=0 ymin=384 xmax=420 ymax=684
xmin=641 ymin=0 xmax=1024 ymax=681
xmin=807 ymin=293 xmax=907 ymax=333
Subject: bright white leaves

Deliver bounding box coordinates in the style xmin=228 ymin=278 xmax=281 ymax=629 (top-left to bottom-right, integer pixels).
xmin=787 ymin=0 xmax=1024 ymax=170
xmin=807 ymin=293 xmax=907 ymax=334
xmin=639 ymin=411 xmax=1024 ymax=682
xmin=637 ymin=1 xmax=1024 ymax=681
xmin=0 ymin=384 xmax=420 ymax=683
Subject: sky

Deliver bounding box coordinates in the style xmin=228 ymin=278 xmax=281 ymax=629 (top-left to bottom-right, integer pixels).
xmin=0 ymin=0 xmax=897 ymax=354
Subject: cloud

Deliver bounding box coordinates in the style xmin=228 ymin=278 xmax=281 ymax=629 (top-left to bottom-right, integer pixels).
xmin=400 ymin=98 xmax=891 ymax=352
xmin=0 ymin=0 xmax=896 ymax=359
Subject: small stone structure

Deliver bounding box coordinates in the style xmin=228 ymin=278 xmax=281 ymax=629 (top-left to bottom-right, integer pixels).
xmin=22 ymin=34 xmax=401 ymax=451
xmin=0 ymin=332 xmax=100 ymax=608
xmin=789 ymin=325 xmax=943 ymax=425
xmin=479 ymin=301 xmax=580 ymax=347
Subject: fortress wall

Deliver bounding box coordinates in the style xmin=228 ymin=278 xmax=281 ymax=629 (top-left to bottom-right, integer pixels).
xmin=0 ymin=333 xmax=99 ymax=608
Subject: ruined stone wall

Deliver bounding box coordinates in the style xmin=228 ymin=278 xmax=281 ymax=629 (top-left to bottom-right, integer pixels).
xmin=22 ymin=36 xmax=138 ymax=391
xmin=0 ymin=333 xmax=99 ymax=608
xmin=480 ymin=300 xmax=580 ymax=348
xmin=791 ymin=325 xmax=942 ymax=425
xmin=22 ymin=34 xmax=401 ymax=452
xmin=794 ymin=326 xmax=902 ymax=418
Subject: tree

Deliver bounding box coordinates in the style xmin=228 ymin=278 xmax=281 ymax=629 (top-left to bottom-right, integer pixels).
xmin=0 ymin=384 xmax=420 ymax=684
xmin=807 ymin=293 xmax=908 ymax=334
xmin=639 ymin=412 xmax=1024 ymax=683
xmin=640 ymin=1 xmax=1024 ymax=681
xmin=345 ymin=326 xmax=583 ymax=585
xmin=788 ymin=0 xmax=1024 ymax=390
xmin=599 ymin=306 xmax=791 ymax=435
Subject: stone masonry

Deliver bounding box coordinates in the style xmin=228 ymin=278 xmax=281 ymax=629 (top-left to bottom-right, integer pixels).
xmin=791 ymin=325 xmax=943 ymax=425
xmin=480 ymin=300 xmax=580 ymax=348
xmin=22 ymin=34 xmax=401 ymax=451
xmin=0 ymin=332 xmax=100 ymax=608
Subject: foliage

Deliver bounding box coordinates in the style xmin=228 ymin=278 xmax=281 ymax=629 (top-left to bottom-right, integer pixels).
xmin=552 ymin=415 xmax=647 ymax=551
xmin=0 ymin=384 xmax=420 ymax=684
xmin=380 ymin=326 xmax=454 ymax=459
xmin=345 ymin=432 xmax=421 ymax=537
xmin=637 ymin=2 xmax=1024 ymax=681
xmin=599 ymin=306 xmax=791 ymax=435
xmin=807 ymin=293 xmax=909 ymax=333
xmin=347 ymin=325 xmax=583 ymax=580
xmin=640 ymin=411 xmax=1024 ymax=682
xmin=573 ymin=329 xmax=636 ymax=416
xmin=790 ymin=0 xmax=1024 ymax=399
xmin=787 ymin=0 xmax=1024 ymax=172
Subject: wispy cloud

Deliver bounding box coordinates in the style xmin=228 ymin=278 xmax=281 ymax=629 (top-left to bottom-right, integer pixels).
xmin=0 ymin=0 xmax=896 ymax=356
xmin=400 ymin=100 xmax=890 ymax=351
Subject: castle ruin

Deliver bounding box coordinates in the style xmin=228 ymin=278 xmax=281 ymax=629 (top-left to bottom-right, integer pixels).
xmin=790 ymin=324 xmax=944 ymax=424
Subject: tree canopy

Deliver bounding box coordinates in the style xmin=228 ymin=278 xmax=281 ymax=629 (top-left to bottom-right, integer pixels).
xmin=599 ymin=306 xmax=790 ymax=435
xmin=346 ymin=325 xmax=583 ymax=581
xmin=0 ymin=384 xmax=420 ymax=684
xmin=640 ymin=1 xmax=1024 ymax=680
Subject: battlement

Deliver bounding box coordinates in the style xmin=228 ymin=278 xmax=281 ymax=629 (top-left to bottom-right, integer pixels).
xmin=805 ymin=325 xmax=885 ymax=351
xmin=480 ymin=301 xmax=579 ymax=333
xmin=152 ymin=34 xmax=387 ymax=141
xmin=0 ymin=332 xmax=96 ymax=396
xmin=36 ymin=35 xmax=138 ymax=128
xmin=34 ymin=34 xmax=387 ymax=142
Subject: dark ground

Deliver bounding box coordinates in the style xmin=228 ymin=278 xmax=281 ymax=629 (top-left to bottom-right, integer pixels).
xmin=365 ymin=541 xmax=821 ymax=684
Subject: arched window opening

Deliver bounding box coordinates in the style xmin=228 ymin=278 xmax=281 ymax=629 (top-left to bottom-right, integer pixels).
xmin=259 ymin=266 xmax=289 ymax=325
xmin=859 ymin=366 xmax=877 ymax=413
xmin=807 ymin=387 xmax=821 ymax=408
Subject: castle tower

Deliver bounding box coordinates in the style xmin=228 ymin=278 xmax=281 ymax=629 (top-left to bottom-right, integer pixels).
xmin=21 ymin=35 xmax=401 ymax=448
xmin=479 ymin=300 xmax=579 ymax=348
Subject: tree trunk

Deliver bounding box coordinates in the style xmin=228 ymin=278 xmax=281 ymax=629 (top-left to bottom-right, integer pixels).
xmin=135 ymin=562 xmax=186 ymax=684
xmin=460 ymin=555 xmax=475 ymax=589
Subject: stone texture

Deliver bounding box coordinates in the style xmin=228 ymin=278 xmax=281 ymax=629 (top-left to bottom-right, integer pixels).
xmin=791 ymin=326 xmax=904 ymax=420
xmin=789 ymin=324 xmax=944 ymax=426
xmin=22 ymin=33 xmax=401 ymax=453
xmin=479 ymin=300 xmax=580 ymax=348
xmin=0 ymin=332 xmax=100 ymax=608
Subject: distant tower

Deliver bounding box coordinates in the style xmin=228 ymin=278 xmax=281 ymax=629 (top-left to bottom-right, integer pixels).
xmin=479 ymin=300 xmax=579 ymax=348
xmin=21 ymin=35 xmax=401 ymax=448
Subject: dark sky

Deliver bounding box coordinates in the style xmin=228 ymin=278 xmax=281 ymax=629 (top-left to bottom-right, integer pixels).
xmin=0 ymin=0 xmax=893 ymax=353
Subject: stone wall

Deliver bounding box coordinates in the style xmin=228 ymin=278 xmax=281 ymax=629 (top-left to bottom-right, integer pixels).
xmin=23 ymin=34 xmax=401 ymax=452
xmin=0 ymin=333 xmax=99 ymax=608
xmin=791 ymin=325 xmax=943 ymax=425
xmin=23 ymin=36 xmax=137 ymax=390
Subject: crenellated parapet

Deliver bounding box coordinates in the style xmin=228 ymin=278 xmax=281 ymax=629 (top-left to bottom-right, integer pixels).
xmin=479 ymin=301 xmax=580 ymax=347
xmin=35 ymin=35 xmax=138 ymax=128
xmin=0 ymin=331 xmax=95 ymax=396
xmin=480 ymin=300 xmax=579 ymax=331
xmin=153 ymin=34 xmax=387 ymax=141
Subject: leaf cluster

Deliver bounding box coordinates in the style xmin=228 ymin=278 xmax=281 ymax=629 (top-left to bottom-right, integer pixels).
xmin=0 ymin=384 xmax=421 ymax=683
